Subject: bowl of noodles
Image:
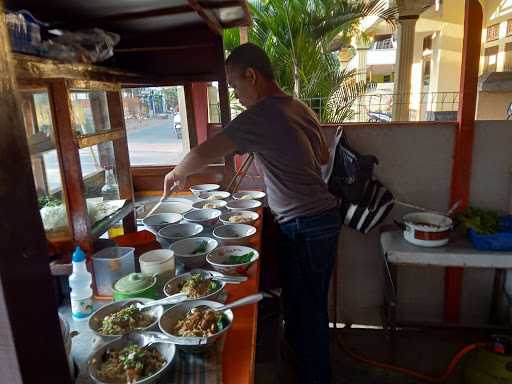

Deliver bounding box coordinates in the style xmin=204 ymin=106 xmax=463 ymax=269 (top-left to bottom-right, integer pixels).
xmin=163 ymin=270 xmax=225 ymax=302
xmin=89 ymin=299 xmax=164 ymax=341
xmin=88 ymin=331 xmax=175 ymax=384
xmin=159 ymin=300 xmax=234 ymax=352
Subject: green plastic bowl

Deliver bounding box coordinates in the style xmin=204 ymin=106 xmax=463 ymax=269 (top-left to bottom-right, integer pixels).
xmin=111 ymin=273 xmax=158 ymax=301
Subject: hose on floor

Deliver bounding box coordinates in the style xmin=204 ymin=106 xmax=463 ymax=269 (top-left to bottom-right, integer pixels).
xmin=336 ymin=333 xmax=486 ymax=383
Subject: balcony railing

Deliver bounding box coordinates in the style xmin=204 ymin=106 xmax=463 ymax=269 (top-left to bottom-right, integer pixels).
xmin=303 ymin=91 xmax=459 ymax=123
xmin=212 ymin=91 xmax=460 ymax=124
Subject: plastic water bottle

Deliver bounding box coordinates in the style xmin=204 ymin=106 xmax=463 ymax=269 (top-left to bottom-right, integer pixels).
xmin=69 ymin=246 xmax=93 ymax=319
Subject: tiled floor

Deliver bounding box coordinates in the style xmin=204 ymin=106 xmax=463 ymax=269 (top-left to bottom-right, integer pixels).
xmin=254 ymin=297 xmax=492 ymax=384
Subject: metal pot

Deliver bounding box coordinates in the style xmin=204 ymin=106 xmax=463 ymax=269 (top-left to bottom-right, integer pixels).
xmin=402 ymin=212 xmax=453 ymax=247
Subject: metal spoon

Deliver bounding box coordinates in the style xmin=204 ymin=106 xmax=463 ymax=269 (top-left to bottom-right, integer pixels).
xmin=192 ymin=293 xmax=264 ymax=314
xmin=189 ymin=269 xmax=248 ymax=283
xmin=135 ymin=292 xmax=188 ymax=310
xmin=122 ymin=331 xmax=175 ymax=349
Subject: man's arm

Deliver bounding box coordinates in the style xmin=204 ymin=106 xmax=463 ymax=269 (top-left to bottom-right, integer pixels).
xmin=162 ymin=132 xmax=238 ymax=198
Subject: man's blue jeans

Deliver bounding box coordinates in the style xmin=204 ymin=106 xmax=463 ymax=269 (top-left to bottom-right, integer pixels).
xmin=278 ymin=208 xmax=341 ymax=384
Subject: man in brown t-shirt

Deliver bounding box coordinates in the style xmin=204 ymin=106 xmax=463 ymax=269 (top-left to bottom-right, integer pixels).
xmin=163 ymin=43 xmax=340 ymax=384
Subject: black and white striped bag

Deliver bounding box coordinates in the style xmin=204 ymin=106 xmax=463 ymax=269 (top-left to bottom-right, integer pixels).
xmin=322 ymin=127 xmax=394 ymax=234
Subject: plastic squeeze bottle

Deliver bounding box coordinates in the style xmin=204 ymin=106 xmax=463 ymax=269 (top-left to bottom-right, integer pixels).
xmin=69 ymin=246 xmax=93 ymax=319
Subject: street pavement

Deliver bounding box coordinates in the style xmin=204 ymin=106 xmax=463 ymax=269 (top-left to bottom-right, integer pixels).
xmin=42 ymin=119 xmax=186 ymax=191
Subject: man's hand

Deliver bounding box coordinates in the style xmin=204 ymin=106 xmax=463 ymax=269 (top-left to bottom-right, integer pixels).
xmin=161 ymin=169 xmax=186 ymax=201
xmin=160 ymin=133 xmax=238 ymax=201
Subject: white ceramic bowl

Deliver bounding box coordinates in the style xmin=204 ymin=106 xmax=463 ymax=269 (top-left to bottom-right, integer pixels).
xmin=207 ymin=245 xmax=259 ymax=275
xmin=183 ymin=208 xmax=221 ymax=227
xmin=226 ymin=199 xmax=262 ymax=212
xmin=189 ymin=184 xmax=220 ymax=197
xmin=143 ymin=213 xmax=183 ymax=235
xmin=213 ymin=224 xmax=257 ymax=246
xmin=158 ymin=223 xmax=204 ymax=246
xmin=192 ymin=199 xmax=227 ymax=211
xmin=139 ymin=200 xmax=192 ymax=220
xmin=197 ymin=191 xmax=231 ymax=201
xmin=233 ymin=191 xmax=266 ymax=201
xmin=159 ymin=300 xmax=233 ymax=353
xmin=163 ymin=270 xmax=225 ymax=301
xmin=219 ymin=210 xmax=259 ymax=225
xmin=169 ymin=237 xmax=218 ymax=268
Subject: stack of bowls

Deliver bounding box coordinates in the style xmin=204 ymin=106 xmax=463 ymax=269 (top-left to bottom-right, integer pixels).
xmin=143 ymin=213 xmax=183 ymax=235
xmin=158 ymin=223 xmax=204 ymax=248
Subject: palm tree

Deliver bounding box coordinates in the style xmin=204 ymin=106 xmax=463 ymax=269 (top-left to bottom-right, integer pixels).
xmin=224 ymin=0 xmax=396 ymax=122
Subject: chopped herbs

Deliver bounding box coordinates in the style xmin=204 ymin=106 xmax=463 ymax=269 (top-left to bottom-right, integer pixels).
xmin=97 ymin=343 xmax=165 ymax=382
xmin=98 ymin=304 xmax=154 ymax=335
xmin=178 ymin=273 xmax=220 ymax=299
xmin=38 ymin=196 xmax=62 ymax=209
xmin=193 ymin=240 xmax=208 ymax=254
xmin=227 ymin=252 xmax=254 ymax=265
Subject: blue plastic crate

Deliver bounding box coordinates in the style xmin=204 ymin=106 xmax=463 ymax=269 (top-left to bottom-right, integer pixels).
xmin=468 ymin=216 xmax=512 ymax=251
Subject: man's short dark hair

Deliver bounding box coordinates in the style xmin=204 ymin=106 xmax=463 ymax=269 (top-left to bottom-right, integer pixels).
xmin=226 ymin=43 xmax=275 ymax=80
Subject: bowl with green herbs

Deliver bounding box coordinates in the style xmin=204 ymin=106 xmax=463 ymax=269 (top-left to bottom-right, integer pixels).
xmin=207 ymin=245 xmax=259 ymax=275
xmin=89 ymin=298 xmax=164 ymax=341
xmin=163 ymin=270 xmax=225 ymax=302
xmin=169 ymin=237 xmax=218 ymax=268
xmin=159 ymin=299 xmax=233 ymax=353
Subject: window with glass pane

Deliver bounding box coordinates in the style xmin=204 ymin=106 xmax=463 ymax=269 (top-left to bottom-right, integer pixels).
xmin=21 ymin=90 xmax=69 ymax=237
xmin=122 ymin=86 xmax=190 ymax=165
xmin=79 ymin=141 xmax=125 ymax=226
xmin=70 ymin=91 xmax=111 ymax=136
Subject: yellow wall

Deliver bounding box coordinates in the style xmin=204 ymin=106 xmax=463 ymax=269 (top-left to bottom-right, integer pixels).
xmin=415 ymin=0 xmax=465 ymax=96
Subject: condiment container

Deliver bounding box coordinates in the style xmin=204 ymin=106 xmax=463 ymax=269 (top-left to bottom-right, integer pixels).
xmin=139 ymin=249 xmax=175 ymax=291
xmin=92 ymin=246 xmax=135 ymax=297
xmin=69 ymin=246 xmax=93 ymax=319
xmin=112 ymin=272 xmax=157 ymax=301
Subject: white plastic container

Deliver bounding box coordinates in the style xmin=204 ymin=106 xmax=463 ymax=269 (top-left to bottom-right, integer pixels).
xmin=69 ymin=246 xmax=93 ymax=319
xmin=92 ymin=247 xmax=135 ymax=297
xmin=139 ymin=249 xmax=176 ymax=290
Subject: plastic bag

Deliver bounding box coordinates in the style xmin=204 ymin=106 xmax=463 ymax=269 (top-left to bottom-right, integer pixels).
xmin=42 ymin=28 xmax=120 ymax=63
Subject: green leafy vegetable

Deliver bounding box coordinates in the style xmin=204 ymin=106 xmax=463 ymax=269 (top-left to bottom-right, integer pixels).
xmin=208 ymin=280 xmax=219 ymax=293
xmin=216 ymin=313 xmax=229 ymax=332
xmin=38 ymin=196 xmax=62 ymax=209
xmin=455 ymin=207 xmax=500 ymax=235
xmin=193 ymin=240 xmax=208 ymax=254
xmin=227 ymin=252 xmax=254 ymax=265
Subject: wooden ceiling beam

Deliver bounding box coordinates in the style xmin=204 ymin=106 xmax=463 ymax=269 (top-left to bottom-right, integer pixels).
xmin=187 ymin=0 xmax=223 ymax=35
xmin=94 ymin=1 xmax=241 ymax=23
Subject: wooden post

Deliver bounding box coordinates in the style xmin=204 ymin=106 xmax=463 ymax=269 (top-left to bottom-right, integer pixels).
xmin=0 ymin=4 xmax=71 ymax=382
xmin=190 ymin=82 xmax=209 ymax=144
xmin=50 ymin=79 xmax=93 ymax=250
xmin=107 ymin=91 xmax=137 ymax=233
xmin=184 ymin=83 xmax=199 ymax=148
xmin=217 ymin=35 xmax=235 ymax=184
xmin=445 ymin=0 xmax=483 ymax=323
